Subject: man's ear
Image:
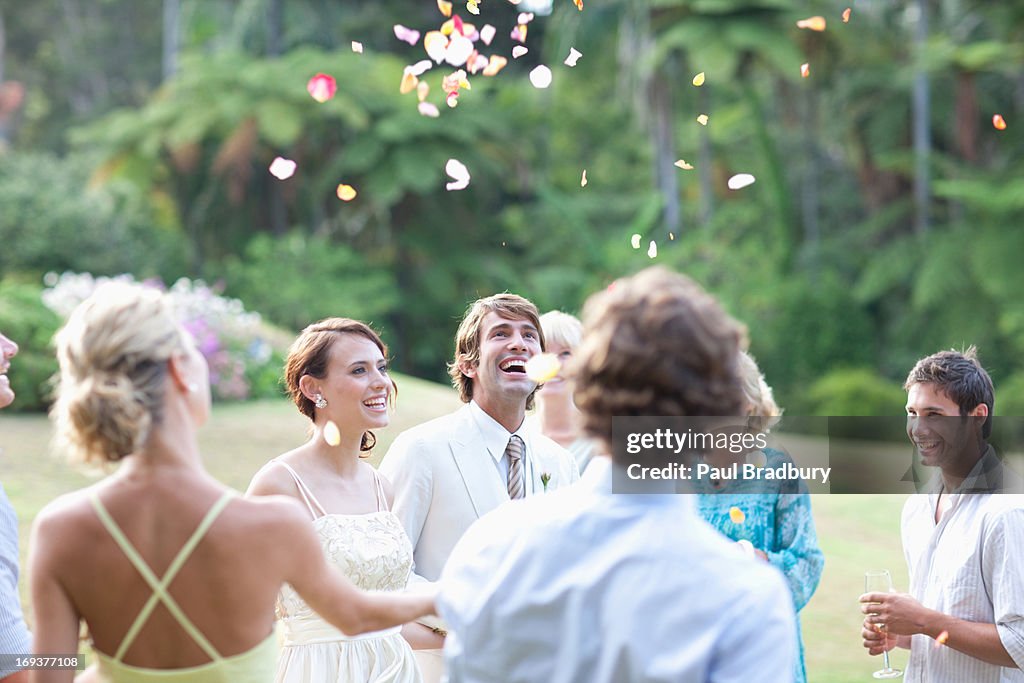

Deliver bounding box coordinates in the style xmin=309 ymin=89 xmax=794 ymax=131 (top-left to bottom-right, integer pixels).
xmin=969 ymin=403 xmax=990 ymax=418
xmin=298 ymin=374 xmax=320 ymax=401
xmin=457 ymin=355 xmax=478 ymax=380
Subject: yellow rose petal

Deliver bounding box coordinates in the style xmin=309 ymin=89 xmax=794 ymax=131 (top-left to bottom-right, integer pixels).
xmin=336 ymin=184 xmax=357 ymax=202
xmin=674 ymin=159 xmax=694 ymax=170
xmin=525 ymin=353 xmax=561 ymax=383
xmin=796 ymin=16 xmax=827 ymax=31
xmin=697 ymin=114 xmax=709 ymax=126
xmin=729 ymin=506 xmax=746 ymax=524
xmin=692 ymin=71 xmax=705 ymax=86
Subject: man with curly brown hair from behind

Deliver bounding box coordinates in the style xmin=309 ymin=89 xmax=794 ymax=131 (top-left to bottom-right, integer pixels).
xmin=437 ymin=267 xmax=797 ymax=683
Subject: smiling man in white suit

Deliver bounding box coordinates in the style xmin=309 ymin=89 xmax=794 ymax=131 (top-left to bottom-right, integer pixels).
xmin=381 ymin=293 xmax=579 ymax=584
xmin=380 ymin=293 xmax=579 ymax=680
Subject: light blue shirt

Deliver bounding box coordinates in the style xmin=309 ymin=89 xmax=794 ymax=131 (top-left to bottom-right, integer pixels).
xmin=439 ymin=457 xmax=797 ymax=683
xmin=0 ymin=483 xmax=31 ymax=675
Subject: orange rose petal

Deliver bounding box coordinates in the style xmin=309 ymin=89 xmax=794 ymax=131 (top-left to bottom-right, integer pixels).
xmin=437 ymin=0 xmax=453 ymax=16
xmin=796 ymin=16 xmax=827 ymax=31
xmin=482 ymin=55 xmax=508 ymax=76
xmin=842 ymin=7 xmax=852 ymax=23
xmin=400 ymin=71 xmax=419 ymax=94
xmin=729 ymin=506 xmax=746 ymax=524
xmin=573 ymin=0 xmax=583 ymax=10
xmin=801 ymin=63 xmax=810 ymax=78
xmin=993 ymin=114 xmax=1007 ymax=130
xmin=935 ymin=630 xmax=949 ymax=647
xmin=336 ymin=184 xmax=357 ymax=201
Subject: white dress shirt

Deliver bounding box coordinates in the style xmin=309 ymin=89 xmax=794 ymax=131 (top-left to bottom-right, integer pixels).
xmin=439 ymin=457 xmax=797 ymax=683
xmin=468 ymin=400 xmax=535 ymax=491
xmin=901 ymin=492 xmax=1024 ymax=682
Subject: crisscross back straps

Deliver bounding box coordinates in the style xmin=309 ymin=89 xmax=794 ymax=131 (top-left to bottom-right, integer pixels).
xmin=89 ymin=490 xmax=235 ymax=663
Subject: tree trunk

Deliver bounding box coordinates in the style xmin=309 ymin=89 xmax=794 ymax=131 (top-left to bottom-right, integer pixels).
xmin=266 ymin=0 xmax=284 ymax=57
xmin=649 ymin=63 xmax=680 ymax=240
xmin=912 ymin=0 xmax=931 ymax=235
xmin=163 ymin=0 xmax=181 ymax=81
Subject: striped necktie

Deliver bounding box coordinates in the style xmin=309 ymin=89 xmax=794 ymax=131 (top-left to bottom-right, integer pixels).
xmin=506 ymin=435 xmax=525 ymax=500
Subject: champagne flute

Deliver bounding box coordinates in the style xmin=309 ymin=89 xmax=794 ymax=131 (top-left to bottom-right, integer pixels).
xmin=864 ymin=570 xmax=903 ymax=679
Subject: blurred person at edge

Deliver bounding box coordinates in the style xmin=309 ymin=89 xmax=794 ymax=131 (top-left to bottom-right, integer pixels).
xmin=0 ymin=331 xmax=30 ymax=683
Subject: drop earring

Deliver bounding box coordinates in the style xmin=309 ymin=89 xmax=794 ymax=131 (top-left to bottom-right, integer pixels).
xmin=314 ymin=394 xmax=327 ymax=409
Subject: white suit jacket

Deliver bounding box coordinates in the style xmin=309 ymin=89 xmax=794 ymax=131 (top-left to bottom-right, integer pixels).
xmin=380 ymin=404 xmax=580 ymax=582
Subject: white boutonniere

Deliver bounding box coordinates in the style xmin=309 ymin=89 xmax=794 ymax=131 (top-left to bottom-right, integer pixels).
xmin=541 ymin=472 xmax=552 ymax=492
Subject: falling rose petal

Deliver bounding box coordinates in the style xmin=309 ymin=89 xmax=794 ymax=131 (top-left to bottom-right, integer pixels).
xmin=452 ymin=15 xmax=465 ymax=35
xmin=437 ymin=0 xmax=453 ymax=16
xmin=418 ymin=101 xmax=441 ymax=117
xmin=512 ymin=46 xmax=529 ymax=59
xmin=993 ymin=114 xmax=1008 ymax=130
xmin=729 ymin=506 xmax=746 ymax=524
xmin=842 ymin=7 xmax=852 ymax=23
xmin=268 ymin=157 xmax=297 ymax=180
xmin=482 ymin=55 xmax=508 ymax=76
xmin=630 ymin=234 xmax=641 ymax=249
xmin=446 ymin=34 xmax=475 ymax=66
xmin=581 ymin=169 xmax=588 ymax=187
xmin=445 ymin=158 xmax=471 ymax=191
xmin=442 ymin=69 xmax=471 ymax=94
xmin=400 ymin=70 xmax=419 ymax=94
xmin=306 ymin=73 xmax=337 ymax=103
xmin=468 ymin=52 xmax=489 ymax=74
xmin=935 ymin=630 xmax=949 ymax=647
xmin=647 ymin=241 xmax=658 ymax=259
xmin=669 ymin=233 xmax=675 ymax=240
xmin=800 ymin=63 xmax=810 ymax=78
xmin=447 ymin=91 xmax=460 ymax=108
xmin=511 ymin=25 xmax=528 ymax=42
xmin=324 ymin=421 xmax=342 ymax=446
xmin=525 ymin=353 xmax=561 ymax=383
xmin=466 ymin=0 xmax=480 ymax=16
xmin=692 ymin=71 xmax=705 ymax=86
xmin=796 ymin=16 xmax=827 ymax=31
xmin=674 ymin=159 xmax=694 ymax=170
xmin=480 ymin=24 xmax=496 ymax=45
xmin=697 ymin=114 xmax=709 ymax=126
xmin=564 ymin=47 xmax=583 ymax=67
xmin=417 ymin=80 xmax=430 ymax=102
xmin=336 ymin=184 xmax=357 ymax=201
xmin=425 ymin=31 xmax=450 ymax=63
xmin=573 ymin=0 xmax=583 ymax=10
xmin=728 ymin=173 xmax=756 ymax=190
xmin=408 ymin=60 xmax=433 ymax=77
xmin=351 ymin=41 xmax=364 ymax=53
xmin=517 ymin=12 xmax=535 ymax=24
xmin=394 ymin=24 xmax=421 ymax=45
xmin=529 ymin=65 xmax=552 ymax=88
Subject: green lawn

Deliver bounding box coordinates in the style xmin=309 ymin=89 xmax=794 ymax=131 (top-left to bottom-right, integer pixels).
xmin=0 ymin=375 xmax=912 ymax=682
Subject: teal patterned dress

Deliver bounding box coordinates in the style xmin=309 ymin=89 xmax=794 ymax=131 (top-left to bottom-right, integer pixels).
xmin=695 ymin=447 xmax=824 ymax=683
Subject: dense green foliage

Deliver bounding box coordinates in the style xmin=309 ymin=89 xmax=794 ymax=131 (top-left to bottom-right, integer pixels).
xmin=0 ymin=281 xmax=61 ymax=412
xmin=2 ymin=0 xmax=1024 ymax=415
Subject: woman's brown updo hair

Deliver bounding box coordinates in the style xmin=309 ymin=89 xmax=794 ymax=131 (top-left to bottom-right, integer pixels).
xmin=52 ymin=283 xmax=187 ymax=465
xmin=283 ymin=318 xmax=396 ymax=453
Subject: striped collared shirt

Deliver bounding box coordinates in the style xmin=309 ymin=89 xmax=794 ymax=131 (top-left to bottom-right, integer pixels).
xmin=0 ymin=483 xmax=31 ymax=675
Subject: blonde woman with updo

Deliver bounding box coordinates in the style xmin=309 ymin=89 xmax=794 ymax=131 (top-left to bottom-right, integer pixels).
xmin=532 ymin=311 xmax=597 ymax=474
xmin=28 ymin=284 xmax=434 ymax=683
xmin=248 ymin=319 xmax=432 ymax=683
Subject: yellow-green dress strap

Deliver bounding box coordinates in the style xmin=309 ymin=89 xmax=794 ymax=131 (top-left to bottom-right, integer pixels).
xmin=89 ymin=490 xmax=236 ymax=663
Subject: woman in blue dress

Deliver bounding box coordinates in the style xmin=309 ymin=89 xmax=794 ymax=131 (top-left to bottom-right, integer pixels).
xmin=696 ymin=352 xmax=824 ymax=683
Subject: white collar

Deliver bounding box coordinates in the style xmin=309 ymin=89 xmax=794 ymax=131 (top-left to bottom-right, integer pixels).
xmin=468 ymin=400 xmax=530 ymax=465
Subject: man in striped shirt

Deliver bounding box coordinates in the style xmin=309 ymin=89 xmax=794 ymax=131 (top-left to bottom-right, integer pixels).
xmin=861 ymin=348 xmax=1024 ymax=682
xmin=0 ymin=331 xmax=29 ymax=682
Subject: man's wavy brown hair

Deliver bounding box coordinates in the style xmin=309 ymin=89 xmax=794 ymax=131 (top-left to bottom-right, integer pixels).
xmin=573 ymin=267 xmax=748 ymax=458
